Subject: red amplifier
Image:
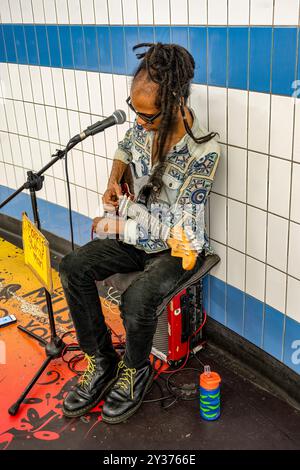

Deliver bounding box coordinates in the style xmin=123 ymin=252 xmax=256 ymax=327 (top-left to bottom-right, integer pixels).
xmin=151 ymin=283 xmax=204 ymax=366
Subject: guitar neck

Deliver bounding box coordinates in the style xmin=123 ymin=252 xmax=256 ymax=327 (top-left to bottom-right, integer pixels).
xmin=119 ymin=197 xmax=179 ymax=241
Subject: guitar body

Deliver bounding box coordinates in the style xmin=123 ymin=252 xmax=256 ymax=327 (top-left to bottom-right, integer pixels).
xmin=167 ymin=227 xmax=198 ymax=270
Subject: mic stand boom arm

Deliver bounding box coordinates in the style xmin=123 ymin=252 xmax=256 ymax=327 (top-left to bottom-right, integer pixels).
xmin=0 ymin=138 xmax=78 ymax=213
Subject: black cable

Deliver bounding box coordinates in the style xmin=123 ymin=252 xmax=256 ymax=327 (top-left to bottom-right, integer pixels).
xmin=192 ymin=352 xmax=206 ymax=369
xmin=64 ymin=139 xmax=77 ymax=252
xmin=143 ymin=378 xmax=174 ymax=406
xmin=143 ymin=376 xmax=179 ymax=409
xmin=165 ymin=367 xmax=201 ymax=401
xmin=143 ymin=370 xmax=202 ymax=408
xmin=142 ymin=354 xmax=206 ymax=409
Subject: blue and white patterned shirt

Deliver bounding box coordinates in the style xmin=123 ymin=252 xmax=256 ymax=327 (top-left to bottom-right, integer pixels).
xmin=113 ymin=107 xmax=221 ymax=256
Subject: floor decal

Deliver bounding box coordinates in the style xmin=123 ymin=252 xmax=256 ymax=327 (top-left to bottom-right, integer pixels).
xmin=0 ymin=237 xmax=126 ymax=449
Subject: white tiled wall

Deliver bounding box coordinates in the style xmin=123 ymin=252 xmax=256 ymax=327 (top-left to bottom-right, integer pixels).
xmin=0 ymin=0 xmax=298 ymax=25
xmin=227 ymin=247 xmax=246 ymax=291
xmin=246 ymin=256 xmax=265 ymax=302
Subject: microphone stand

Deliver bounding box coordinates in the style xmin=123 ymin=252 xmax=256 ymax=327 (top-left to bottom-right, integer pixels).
xmin=0 ymin=137 xmax=80 ymax=415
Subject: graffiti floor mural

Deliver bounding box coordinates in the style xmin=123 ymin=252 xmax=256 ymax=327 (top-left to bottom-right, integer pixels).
xmin=0 ymin=236 xmax=133 ymax=450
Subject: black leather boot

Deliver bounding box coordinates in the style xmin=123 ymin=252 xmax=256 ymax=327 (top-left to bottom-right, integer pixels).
xmin=62 ymin=332 xmax=120 ymax=418
xmin=101 ymin=360 xmax=155 ymax=424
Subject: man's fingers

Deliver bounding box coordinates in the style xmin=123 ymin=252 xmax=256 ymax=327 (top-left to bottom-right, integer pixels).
xmin=106 ymin=189 xmax=118 ymax=202
xmin=103 ymin=201 xmax=118 ymax=212
xmin=92 ymin=217 xmax=102 ymax=232
xmin=94 ymin=216 xmax=118 ymax=237
xmin=111 ymin=181 xmax=122 ymax=197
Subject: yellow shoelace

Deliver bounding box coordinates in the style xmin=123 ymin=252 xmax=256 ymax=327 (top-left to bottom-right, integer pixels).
xmin=115 ymin=361 xmax=137 ymax=400
xmin=79 ymin=353 xmax=96 ymax=389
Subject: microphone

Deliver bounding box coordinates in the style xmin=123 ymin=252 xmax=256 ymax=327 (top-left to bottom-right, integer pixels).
xmin=70 ymin=109 xmax=127 ymax=143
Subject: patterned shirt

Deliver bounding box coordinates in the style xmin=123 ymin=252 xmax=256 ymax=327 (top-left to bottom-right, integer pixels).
xmin=113 ymin=107 xmax=221 ymax=256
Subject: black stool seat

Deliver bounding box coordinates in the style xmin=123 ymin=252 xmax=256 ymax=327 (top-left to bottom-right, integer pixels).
xmin=96 ymin=253 xmax=220 ymax=317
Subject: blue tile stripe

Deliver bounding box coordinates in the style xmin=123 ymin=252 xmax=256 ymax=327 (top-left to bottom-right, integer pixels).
xmin=249 ymin=27 xmax=272 ymax=93
xmin=0 ymin=24 xmax=299 ymax=97
xmin=0 ymin=183 xmax=299 ymax=375
xmin=263 ymin=305 xmax=284 ymax=361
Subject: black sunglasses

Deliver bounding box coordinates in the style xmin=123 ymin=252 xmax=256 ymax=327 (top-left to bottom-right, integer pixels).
xmin=126 ymin=96 xmax=161 ymax=124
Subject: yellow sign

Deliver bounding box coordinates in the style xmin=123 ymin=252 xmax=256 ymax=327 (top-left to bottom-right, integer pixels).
xmin=22 ymin=212 xmax=53 ymax=294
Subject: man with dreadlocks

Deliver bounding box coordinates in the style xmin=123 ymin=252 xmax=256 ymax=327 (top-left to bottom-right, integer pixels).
xmin=59 ymin=43 xmax=220 ymax=423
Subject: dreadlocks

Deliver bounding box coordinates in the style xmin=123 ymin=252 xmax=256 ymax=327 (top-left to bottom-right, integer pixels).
xmin=131 ymin=42 xmax=219 ymax=201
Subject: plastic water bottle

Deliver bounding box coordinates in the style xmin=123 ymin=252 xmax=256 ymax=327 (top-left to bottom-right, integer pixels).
xmin=199 ymin=365 xmax=221 ymax=421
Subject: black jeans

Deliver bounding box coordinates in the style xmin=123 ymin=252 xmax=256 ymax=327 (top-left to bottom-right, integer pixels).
xmin=59 ymin=237 xmax=204 ymax=369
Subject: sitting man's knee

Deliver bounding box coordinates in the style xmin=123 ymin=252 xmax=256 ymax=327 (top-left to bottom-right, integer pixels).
xmin=121 ymin=288 xmax=158 ymax=325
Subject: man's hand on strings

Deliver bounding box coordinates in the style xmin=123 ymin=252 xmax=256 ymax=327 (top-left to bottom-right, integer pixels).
xmin=102 ymin=185 xmax=119 ymax=213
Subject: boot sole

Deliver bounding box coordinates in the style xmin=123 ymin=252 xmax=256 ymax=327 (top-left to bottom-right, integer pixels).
xmin=62 ymin=374 xmax=119 ymax=418
xmin=101 ymin=369 xmax=155 ymax=425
